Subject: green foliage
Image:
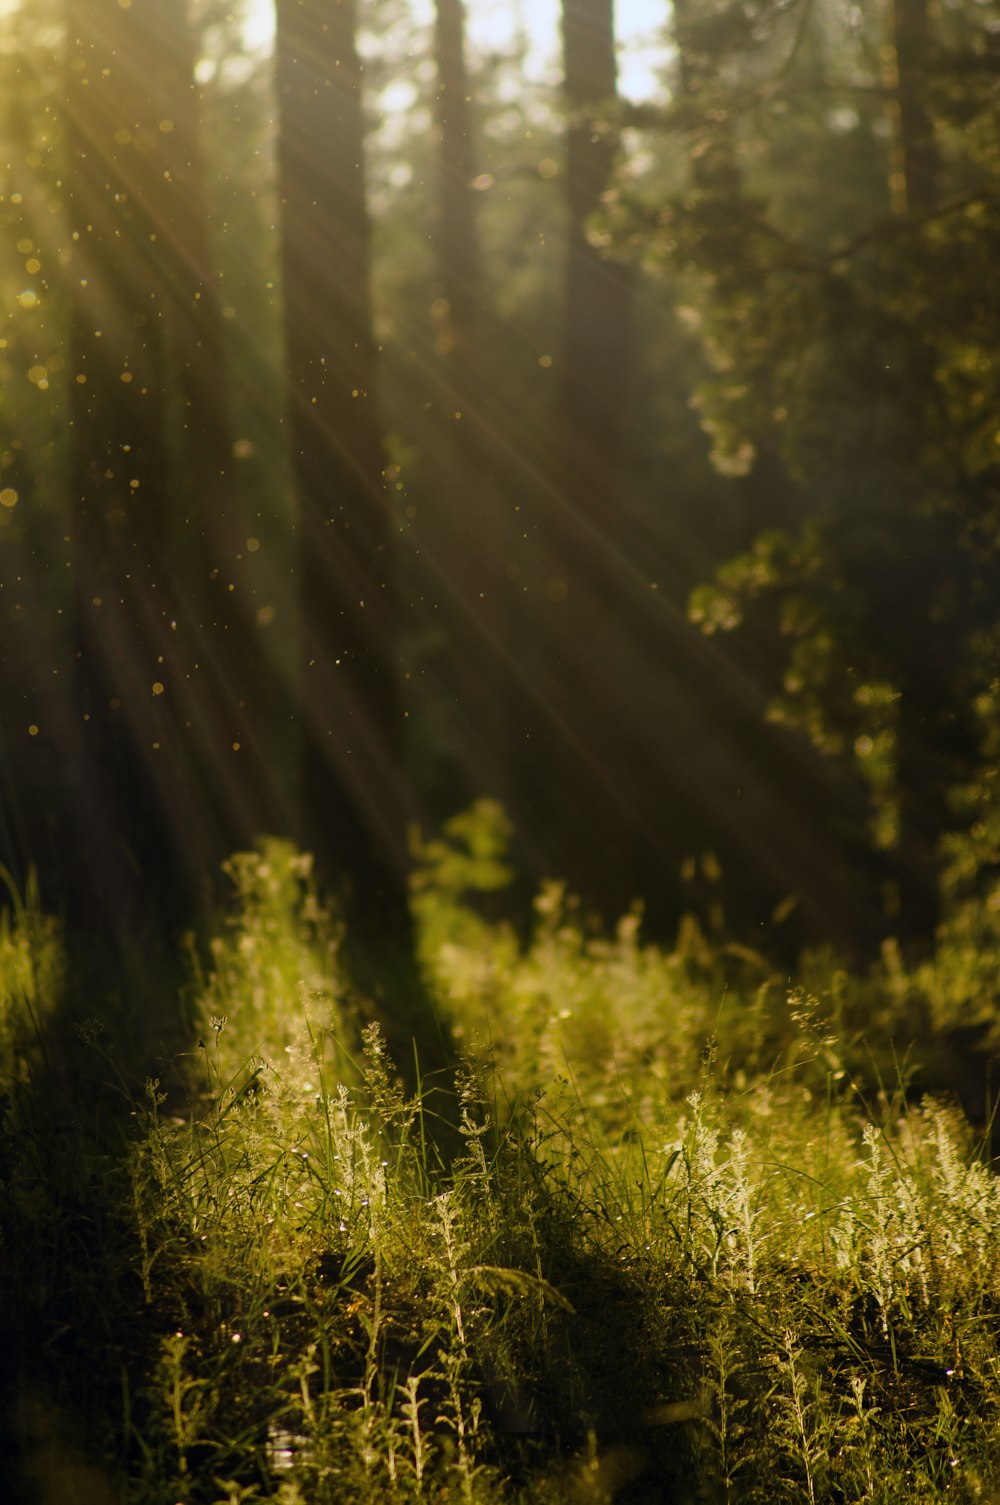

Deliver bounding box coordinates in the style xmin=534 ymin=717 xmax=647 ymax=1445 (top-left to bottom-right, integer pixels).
xmin=411 ymin=798 xmax=516 ymax=906
xmin=0 ymin=866 xmax=61 ymax=1077
xmin=2 ymin=840 xmax=997 ymax=1502
xmin=410 ymin=798 xmax=522 ymax=1013
xmin=618 ymin=0 xmax=1000 ymax=939
xmin=200 ymin=839 xmax=348 ymax=1074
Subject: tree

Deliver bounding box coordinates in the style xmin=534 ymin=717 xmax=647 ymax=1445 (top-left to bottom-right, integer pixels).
xmin=0 ymin=0 xmax=70 ymax=889
xmin=274 ymin=0 xmax=400 ymax=901
xmin=421 ymin=0 xmax=515 ymax=813
xmin=273 ymin=0 xmax=448 ymax=1077
xmin=656 ymin=0 xmax=1000 ymax=948
xmin=64 ymin=0 xmax=197 ymax=931
xmin=62 ymin=0 xmax=276 ymax=938
xmin=151 ymin=0 xmax=284 ymax=859
xmin=531 ymin=0 xmax=639 ymax=921
xmin=882 ymin=0 xmax=940 ymax=216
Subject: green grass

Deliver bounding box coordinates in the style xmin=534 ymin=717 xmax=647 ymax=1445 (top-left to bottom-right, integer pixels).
xmin=0 ymin=822 xmax=997 ymax=1503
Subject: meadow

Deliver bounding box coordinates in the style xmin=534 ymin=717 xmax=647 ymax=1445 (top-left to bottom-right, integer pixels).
xmin=0 ymin=807 xmax=997 ymax=1504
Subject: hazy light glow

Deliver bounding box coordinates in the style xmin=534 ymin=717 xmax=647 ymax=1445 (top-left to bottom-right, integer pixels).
xmin=243 ymin=0 xmax=670 ymax=102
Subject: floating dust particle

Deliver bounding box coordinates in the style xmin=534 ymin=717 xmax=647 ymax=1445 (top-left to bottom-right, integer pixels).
xmin=17 ymin=291 xmax=38 ymax=309
xmin=28 ymin=725 xmax=38 ymax=736
xmin=152 ymin=682 xmax=164 ymax=696
xmin=246 ymin=537 xmax=260 ymax=552
xmin=539 ymin=354 xmax=553 ymax=368
xmin=0 ymin=489 xmax=18 ymax=509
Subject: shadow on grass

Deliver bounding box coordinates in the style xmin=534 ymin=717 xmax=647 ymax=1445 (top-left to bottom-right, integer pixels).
xmin=0 ymin=863 xmax=461 ymax=1504
xmin=0 ymin=904 xmax=198 ymax=1504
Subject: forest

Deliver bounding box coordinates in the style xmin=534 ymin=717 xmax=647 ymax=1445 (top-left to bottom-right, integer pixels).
xmin=0 ymin=0 xmax=998 ymax=1501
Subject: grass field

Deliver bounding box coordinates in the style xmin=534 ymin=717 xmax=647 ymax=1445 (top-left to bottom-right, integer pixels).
xmin=1 ymin=813 xmax=997 ymax=1503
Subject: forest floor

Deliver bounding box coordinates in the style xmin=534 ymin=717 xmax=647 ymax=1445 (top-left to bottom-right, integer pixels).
xmin=0 ymin=827 xmax=998 ymax=1504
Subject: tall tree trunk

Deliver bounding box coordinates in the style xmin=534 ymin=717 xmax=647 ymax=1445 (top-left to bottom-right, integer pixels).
xmin=64 ymin=0 xmax=276 ymax=941
xmin=274 ymin=1 xmax=449 ymax=1084
xmin=274 ymin=0 xmax=402 ymax=897
xmin=881 ymin=0 xmax=940 ymax=216
xmin=538 ymin=0 xmax=636 ymax=920
xmin=151 ymin=0 xmax=284 ymax=855
xmin=425 ymin=0 xmax=514 ymax=812
xmin=880 ymin=0 xmax=942 ymax=939
xmin=559 ymin=0 xmax=632 ymax=572
xmin=65 ymin=0 xmax=202 ymax=932
xmin=433 ymin=0 xmax=481 ymax=363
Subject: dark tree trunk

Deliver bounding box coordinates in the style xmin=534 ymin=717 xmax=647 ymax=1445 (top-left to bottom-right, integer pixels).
xmin=63 ymin=0 xmax=277 ymax=943
xmin=425 ymin=0 xmax=514 ymax=813
xmin=151 ymin=0 xmax=284 ymax=855
xmin=433 ymin=0 xmax=481 ymax=360
xmin=534 ymin=0 xmax=637 ymax=920
xmin=65 ymin=0 xmax=203 ymax=933
xmin=880 ymin=0 xmax=943 ymax=940
xmin=881 ymin=0 xmax=940 ymax=216
xmin=274 ymin=0 xmax=404 ymax=904
xmin=559 ymin=0 xmax=632 ymax=567
xmin=274 ymin=1 xmax=451 ymax=1087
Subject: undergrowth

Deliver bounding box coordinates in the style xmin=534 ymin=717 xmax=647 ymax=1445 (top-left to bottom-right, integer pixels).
xmin=0 ymin=814 xmax=997 ymax=1503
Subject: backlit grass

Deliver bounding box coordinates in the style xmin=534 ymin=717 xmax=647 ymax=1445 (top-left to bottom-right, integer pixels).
xmin=0 ymin=818 xmax=997 ymax=1503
